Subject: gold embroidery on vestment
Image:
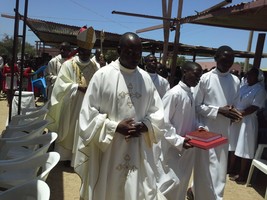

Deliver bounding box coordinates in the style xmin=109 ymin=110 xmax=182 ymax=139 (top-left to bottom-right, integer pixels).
xmin=72 ymin=60 xmax=87 ymax=87
xmin=117 ymin=83 xmax=141 ymax=108
xmin=116 ymin=154 xmax=137 ymax=177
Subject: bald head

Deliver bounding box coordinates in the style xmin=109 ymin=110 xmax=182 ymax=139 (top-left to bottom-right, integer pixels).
xmin=215 ymin=45 xmax=234 ymax=58
xmin=181 ymin=61 xmax=203 ymax=87
xmin=118 ymin=32 xmax=142 ymax=69
xmin=215 ymin=45 xmax=235 ymax=73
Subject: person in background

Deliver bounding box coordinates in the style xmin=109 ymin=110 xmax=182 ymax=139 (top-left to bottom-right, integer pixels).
xmin=46 ymin=26 xmax=98 ymax=167
xmin=157 ymin=62 xmax=169 ymax=80
xmin=90 ymin=48 xmax=107 ymax=68
xmin=0 ymin=55 xmax=7 ymax=98
xmin=228 ymin=67 xmax=267 ymax=183
xmin=22 ymin=58 xmax=35 ymax=91
xmin=45 ymin=42 xmax=72 ymax=100
xmin=191 ymin=45 xmax=243 ymax=200
xmin=144 ymin=54 xmax=170 ymax=98
xmin=75 ymin=32 xmax=173 ymax=200
xmin=2 ymin=57 xmax=20 ymax=106
xmin=161 ymin=61 xmax=203 ymax=200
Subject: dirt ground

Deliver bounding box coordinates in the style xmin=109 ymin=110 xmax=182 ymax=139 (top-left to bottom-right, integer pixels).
xmin=0 ymin=98 xmax=266 ymax=200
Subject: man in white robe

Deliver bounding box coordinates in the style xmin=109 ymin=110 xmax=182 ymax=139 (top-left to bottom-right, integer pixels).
xmin=75 ymin=32 xmax=175 ymax=200
xmin=45 ymin=42 xmax=72 ymax=100
xmin=162 ymin=61 xmax=202 ymax=200
xmin=144 ymin=54 xmax=170 ymax=98
xmin=90 ymin=48 xmax=106 ymax=68
xmin=192 ymin=46 xmax=242 ymax=200
xmin=46 ymin=27 xmax=98 ymax=166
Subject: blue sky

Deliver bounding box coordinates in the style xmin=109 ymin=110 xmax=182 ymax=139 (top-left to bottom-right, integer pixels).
xmin=1 ymin=0 xmax=266 ymax=67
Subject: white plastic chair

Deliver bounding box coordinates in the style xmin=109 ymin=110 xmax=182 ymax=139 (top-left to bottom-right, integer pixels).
xmin=9 ymin=108 xmax=49 ymax=126
xmin=0 ymin=179 xmax=50 ymax=200
xmin=0 ymin=132 xmax=57 ymax=160
xmin=0 ymin=151 xmax=60 ymax=189
xmin=246 ymin=144 xmax=267 ymax=200
xmin=2 ymin=120 xmax=49 ymax=139
xmin=21 ymin=99 xmax=51 ymax=115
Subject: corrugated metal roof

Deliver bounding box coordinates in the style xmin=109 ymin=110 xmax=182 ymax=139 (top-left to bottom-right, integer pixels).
xmin=26 ymin=17 xmax=123 ymax=49
xmin=182 ymin=0 xmax=267 ymax=32
xmin=21 ymin=0 xmax=267 ymax=59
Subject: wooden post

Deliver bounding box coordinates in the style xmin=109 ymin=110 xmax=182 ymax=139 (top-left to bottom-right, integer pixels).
xmin=253 ymin=33 xmax=265 ymax=69
xmin=169 ymin=0 xmax=183 ymax=88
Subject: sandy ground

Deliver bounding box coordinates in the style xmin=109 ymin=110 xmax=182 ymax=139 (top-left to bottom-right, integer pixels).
xmin=0 ymin=98 xmax=266 ymax=200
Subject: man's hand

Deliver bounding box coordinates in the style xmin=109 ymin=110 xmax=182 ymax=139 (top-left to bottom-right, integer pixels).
xmin=219 ymin=105 xmax=243 ymax=121
xmin=116 ymin=118 xmax=147 ymax=140
xmin=78 ymin=86 xmax=87 ymax=93
xmin=183 ymin=138 xmax=194 ymax=149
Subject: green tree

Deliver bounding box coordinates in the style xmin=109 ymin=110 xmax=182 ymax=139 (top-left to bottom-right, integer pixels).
xmin=167 ymin=55 xmax=186 ymax=68
xmin=104 ymin=49 xmax=118 ymax=64
xmin=0 ymin=34 xmax=36 ymax=59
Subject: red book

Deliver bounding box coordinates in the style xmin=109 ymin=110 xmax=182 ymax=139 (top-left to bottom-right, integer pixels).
xmin=186 ymin=130 xmax=222 ymax=142
xmin=188 ymin=137 xmax=228 ymax=150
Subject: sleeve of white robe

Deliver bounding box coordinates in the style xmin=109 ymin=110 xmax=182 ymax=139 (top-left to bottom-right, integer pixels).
xmin=193 ymin=76 xmax=219 ymax=120
xmin=79 ymin=73 xmax=118 ymax=152
xmin=142 ymin=84 xmax=167 ymax=147
xmin=252 ymin=86 xmax=267 ymax=108
xmin=50 ymin=61 xmax=78 ymax=106
xmin=162 ymin=91 xmax=185 ymax=151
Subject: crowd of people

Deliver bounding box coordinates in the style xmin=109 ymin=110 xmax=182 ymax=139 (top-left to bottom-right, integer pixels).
xmin=1 ymin=26 xmax=267 ymax=200
xmin=0 ymin=53 xmax=51 ymax=106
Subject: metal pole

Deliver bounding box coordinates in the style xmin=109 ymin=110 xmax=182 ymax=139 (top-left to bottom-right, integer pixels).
xmin=8 ymin=0 xmax=20 ymax=123
xmin=17 ymin=0 xmax=29 ymax=115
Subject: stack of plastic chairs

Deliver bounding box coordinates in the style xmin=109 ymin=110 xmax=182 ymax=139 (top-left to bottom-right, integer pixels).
xmin=0 ymin=131 xmax=58 ymax=160
xmin=0 ymin=100 xmax=59 ymax=199
xmin=8 ymin=99 xmax=50 ymax=126
xmin=0 ymin=179 xmax=50 ymax=200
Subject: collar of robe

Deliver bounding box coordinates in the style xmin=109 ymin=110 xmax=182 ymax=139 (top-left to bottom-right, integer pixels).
xmin=74 ymin=55 xmax=91 ymax=67
xmin=179 ymin=81 xmax=191 ymax=92
xmin=213 ymin=67 xmax=230 ymax=77
xmin=115 ymin=59 xmax=137 ymax=74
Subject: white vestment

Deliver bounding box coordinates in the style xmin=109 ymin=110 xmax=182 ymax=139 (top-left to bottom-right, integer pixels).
xmin=161 ymin=81 xmax=197 ymax=200
xmin=46 ymin=56 xmax=98 ymax=165
xmin=45 ymin=54 xmax=67 ymax=100
xmin=193 ymin=68 xmax=240 ymax=200
xmin=75 ymin=59 xmax=174 ymax=200
xmin=90 ymin=55 xmax=104 ymax=69
xmin=231 ymin=82 xmax=266 ymax=158
xmin=149 ymin=73 xmax=170 ymax=98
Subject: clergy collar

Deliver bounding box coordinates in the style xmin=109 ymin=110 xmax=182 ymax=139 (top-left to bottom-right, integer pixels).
xmin=74 ymin=55 xmax=91 ymax=67
xmin=148 ymin=72 xmax=157 ymax=77
xmin=213 ymin=67 xmax=230 ymax=77
xmin=115 ymin=59 xmax=137 ymax=73
xmin=178 ymin=81 xmax=191 ymax=92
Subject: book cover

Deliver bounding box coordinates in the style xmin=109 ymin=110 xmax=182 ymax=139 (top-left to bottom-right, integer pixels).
xmin=186 ymin=130 xmax=222 ymax=142
xmin=188 ymin=137 xmax=228 ymax=150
